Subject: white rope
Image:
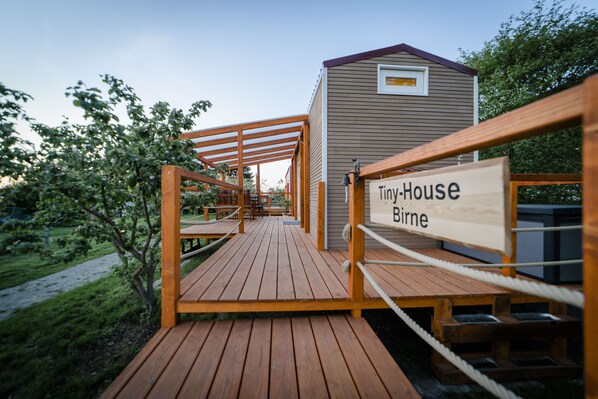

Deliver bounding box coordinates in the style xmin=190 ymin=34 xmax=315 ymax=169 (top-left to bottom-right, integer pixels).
xmin=342 ymin=223 xmax=352 ymax=243
xmin=180 ymin=220 xmax=241 ymax=260
xmin=356 ymin=261 xmax=521 ymax=399
xmin=366 ymin=223 xmax=583 ymax=234
xmin=513 ymin=225 xmax=582 ymax=233
xmin=358 ymin=224 xmax=584 ymax=308
xmin=364 ymin=259 xmax=583 ymax=268
xmin=180 ymin=207 xmax=242 ymax=225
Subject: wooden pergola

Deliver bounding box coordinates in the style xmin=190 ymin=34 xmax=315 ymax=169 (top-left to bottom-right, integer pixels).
xmin=180 ymin=114 xmax=310 ymax=231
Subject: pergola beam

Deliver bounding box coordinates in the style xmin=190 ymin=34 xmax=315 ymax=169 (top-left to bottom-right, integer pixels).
xmin=193 ymin=126 xmax=301 ymax=149
xmin=227 ymin=153 xmax=292 ymax=168
xmin=205 ymin=145 xmax=296 ymax=164
xmin=182 ymin=114 xmax=308 ymax=140
xmin=197 ymin=137 xmax=298 ymax=157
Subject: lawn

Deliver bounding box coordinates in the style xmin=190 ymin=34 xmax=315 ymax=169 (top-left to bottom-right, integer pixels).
xmin=0 ymin=236 xmax=224 ymax=398
xmin=0 ymin=226 xmax=114 ymax=290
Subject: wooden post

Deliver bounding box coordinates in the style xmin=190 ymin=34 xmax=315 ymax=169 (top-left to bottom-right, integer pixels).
xmin=204 ymin=206 xmax=209 ymax=221
xmin=348 ymin=174 xmax=365 ymax=318
xmin=237 ymin=130 xmax=244 ymax=234
xmin=299 ymin=137 xmax=305 ymax=228
xmin=583 ymin=74 xmax=598 ymax=399
xmin=492 ymin=296 xmax=511 ymax=366
xmin=161 ymin=165 xmax=181 ymax=327
xmin=501 ymin=181 xmax=518 ymax=277
xmin=292 ymin=156 xmax=297 ymax=219
xmin=257 ymin=164 xmax=261 ymax=198
xmin=303 ymin=123 xmax=310 ymax=234
xmin=432 ymin=298 xmax=452 ymax=364
xmin=317 ymin=181 xmax=325 ymax=251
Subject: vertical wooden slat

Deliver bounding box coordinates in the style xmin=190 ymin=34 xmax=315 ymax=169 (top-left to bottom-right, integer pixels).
xmin=348 ymin=174 xmax=365 ymax=318
xmin=583 ymin=74 xmax=598 ymax=399
xmin=303 ymin=122 xmax=310 ymax=234
xmin=257 ymin=164 xmax=261 ymax=198
xmin=492 ymin=296 xmax=511 ymax=365
xmin=161 ymin=165 xmax=181 ymax=327
xmin=317 ymin=181 xmax=325 ymax=251
xmin=204 ymin=206 xmax=209 ymax=221
xmin=292 ymin=155 xmax=298 ymax=219
xmin=501 ymin=181 xmax=518 ymax=277
xmin=299 ymin=135 xmax=305 ymax=228
xmin=238 ymin=130 xmax=244 ymax=234
xmin=431 ymin=298 xmax=452 ymax=365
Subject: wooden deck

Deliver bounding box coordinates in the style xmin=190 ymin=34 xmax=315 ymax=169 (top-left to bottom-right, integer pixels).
xmin=178 ymin=217 xmax=541 ymax=314
xmin=105 ymin=216 xmax=559 ymax=398
xmin=101 ymin=315 xmax=419 ymax=399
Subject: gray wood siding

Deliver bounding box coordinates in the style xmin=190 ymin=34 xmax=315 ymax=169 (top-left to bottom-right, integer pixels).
xmin=308 ymin=81 xmax=323 ymax=238
xmin=326 ymin=52 xmax=474 ymax=249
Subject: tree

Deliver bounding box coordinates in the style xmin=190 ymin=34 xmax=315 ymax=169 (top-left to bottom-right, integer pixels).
xmin=30 ymin=75 xmax=213 ymax=316
xmin=459 ymin=0 xmax=597 ymax=203
xmin=0 ymin=83 xmax=34 ymax=180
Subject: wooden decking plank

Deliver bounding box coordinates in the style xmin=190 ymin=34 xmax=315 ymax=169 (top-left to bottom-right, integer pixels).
xmin=240 ymin=217 xmax=275 ymax=300
xmin=100 ymin=327 xmax=170 ymax=399
xmin=402 ymin=248 xmax=507 ymax=295
xmin=178 ymin=320 xmax=234 ymax=398
xmin=420 ymin=248 xmax=510 ymax=294
xmin=328 ymin=315 xmax=391 ymax=399
xmin=239 ymin=319 xmax=272 ymax=398
xmin=276 ymin=219 xmax=295 ymax=300
xmin=258 ymin=218 xmax=279 ymax=300
xmin=361 ymin=261 xmax=416 ymax=299
xmin=309 ymin=316 xmax=360 ymax=398
xmin=294 ymin=226 xmax=348 ymax=299
xmin=198 ymin=219 xmax=271 ymax=300
xmin=115 ymin=322 xmax=194 ymax=399
xmin=347 ymin=316 xmax=420 ymax=399
xmin=270 ymin=318 xmax=299 ymax=398
xmin=379 ymin=249 xmax=470 ymax=295
xmin=222 ymin=217 xmax=273 ymax=300
xmin=292 ymin=317 xmax=329 ymax=398
xmin=146 ymin=321 xmax=214 ymax=399
xmin=180 ymin=224 xmax=255 ymax=296
xmin=208 ymin=319 xmax=253 ymax=398
xmin=289 ymin=225 xmax=332 ymax=299
xmin=284 ymin=225 xmax=314 ymax=300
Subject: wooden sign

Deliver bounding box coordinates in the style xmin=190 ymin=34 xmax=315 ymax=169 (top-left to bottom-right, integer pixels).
xmin=369 ymin=157 xmax=511 ymax=256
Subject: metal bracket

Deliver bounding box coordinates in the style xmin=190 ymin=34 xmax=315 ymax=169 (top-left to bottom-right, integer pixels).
xmin=352 ymin=158 xmax=360 ymax=186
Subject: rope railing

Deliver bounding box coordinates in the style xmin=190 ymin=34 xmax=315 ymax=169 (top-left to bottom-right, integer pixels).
xmin=512 ymin=225 xmax=582 ymax=233
xmin=357 ymin=224 xmax=584 ymax=308
xmin=364 ymin=222 xmax=582 ymax=233
xmin=364 ymin=259 xmax=582 ymax=268
xmin=180 ymin=206 xmax=242 ymax=225
xmin=180 ymin=220 xmax=241 ymax=260
xmin=356 ymin=261 xmax=521 ymax=399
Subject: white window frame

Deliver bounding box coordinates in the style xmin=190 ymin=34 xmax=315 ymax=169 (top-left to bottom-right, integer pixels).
xmin=377 ymin=64 xmax=429 ymax=96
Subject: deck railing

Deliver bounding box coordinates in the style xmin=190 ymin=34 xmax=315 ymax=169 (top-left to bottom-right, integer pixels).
xmin=346 ymin=75 xmax=597 ymax=396
xmin=161 ymin=165 xmax=242 ymax=327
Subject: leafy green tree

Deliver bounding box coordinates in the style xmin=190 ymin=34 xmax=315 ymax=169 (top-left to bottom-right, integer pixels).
xmin=30 ymin=75 xmax=213 ymax=315
xmin=0 ymin=83 xmax=34 ymax=180
xmin=459 ymin=0 xmax=597 ymax=203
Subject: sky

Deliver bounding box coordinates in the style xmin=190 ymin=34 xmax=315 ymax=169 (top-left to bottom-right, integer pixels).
xmin=2 ymin=0 xmax=596 ymax=190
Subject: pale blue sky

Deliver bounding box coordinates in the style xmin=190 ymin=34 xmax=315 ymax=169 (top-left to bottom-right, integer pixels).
xmin=2 ymin=0 xmax=595 ymax=188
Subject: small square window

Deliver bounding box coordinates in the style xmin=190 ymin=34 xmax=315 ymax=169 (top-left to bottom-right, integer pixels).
xmin=378 ymin=64 xmax=429 ymax=96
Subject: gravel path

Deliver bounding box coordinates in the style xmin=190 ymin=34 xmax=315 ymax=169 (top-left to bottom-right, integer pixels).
xmin=0 ymin=252 xmax=120 ymax=320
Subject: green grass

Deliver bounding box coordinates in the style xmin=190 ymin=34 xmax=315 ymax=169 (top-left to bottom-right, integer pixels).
xmin=0 ymin=274 xmax=159 ymax=399
xmin=0 ymin=226 xmax=114 ymax=290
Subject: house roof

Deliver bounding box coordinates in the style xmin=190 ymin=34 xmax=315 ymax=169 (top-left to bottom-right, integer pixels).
xmin=322 ymin=43 xmax=477 ymax=76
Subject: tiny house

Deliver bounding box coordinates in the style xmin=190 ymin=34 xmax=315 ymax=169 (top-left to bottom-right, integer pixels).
xmin=304 ymin=43 xmax=478 ymax=249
